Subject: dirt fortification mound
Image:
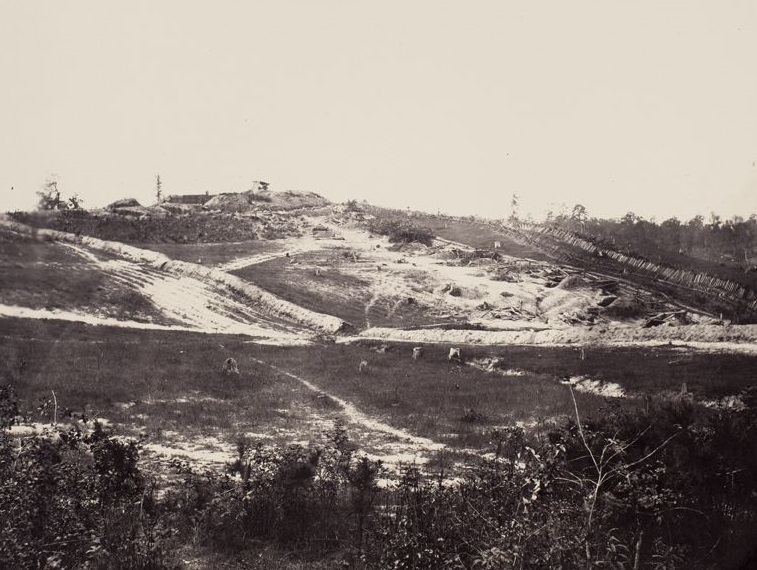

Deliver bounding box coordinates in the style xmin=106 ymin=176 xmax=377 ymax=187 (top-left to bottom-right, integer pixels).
xmin=9 ymin=208 xmax=275 ymax=244
xmin=0 ymin=216 xmax=349 ymax=335
xmin=202 ymin=189 xmax=331 ymax=212
xmin=555 ymin=274 xmax=588 ymax=290
xmin=108 ymin=205 xmax=167 ymax=219
xmin=203 ymin=192 xmax=256 ymax=212
xmin=108 ymin=198 xmax=141 ymax=209
xmin=601 ymin=295 xmax=647 ymax=320
xmin=254 ymin=190 xmax=331 ymax=210
xmin=539 ymin=287 xmax=601 ymax=324
xmin=157 ymin=202 xmax=202 ymax=215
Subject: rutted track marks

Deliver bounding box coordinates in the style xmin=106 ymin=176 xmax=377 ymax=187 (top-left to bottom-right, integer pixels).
xmin=14 ymin=240 xmax=310 ymax=342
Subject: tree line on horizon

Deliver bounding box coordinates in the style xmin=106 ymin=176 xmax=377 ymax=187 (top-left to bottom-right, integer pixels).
xmin=538 ymin=204 xmax=757 ymax=270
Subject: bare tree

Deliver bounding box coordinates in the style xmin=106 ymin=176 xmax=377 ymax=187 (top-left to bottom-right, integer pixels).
xmin=66 ymin=193 xmax=83 ymax=209
xmin=36 ymin=177 xmax=62 ymax=210
xmin=155 ymin=174 xmax=163 ymax=203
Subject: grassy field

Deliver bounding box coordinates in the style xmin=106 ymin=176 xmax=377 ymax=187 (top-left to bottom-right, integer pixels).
xmin=138 ymin=239 xmax=284 ymax=266
xmin=257 ymin=342 xmax=614 ymax=451
xmin=257 ymin=340 xmax=756 ymax=448
xmin=0 ymin=318 xmax=593 ymax=456
xmin=495 ymin=344 xmax=757 ymax=398
xmin=2 ymin=317 xmax=753 ymax=462
xmin=0 ymin=318 xmax=341 ymax=457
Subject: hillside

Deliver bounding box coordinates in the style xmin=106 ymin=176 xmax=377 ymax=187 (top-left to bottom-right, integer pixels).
xmin=3 ymin=192 xmax=757 ymax=568
xmin=5 ymin=192 xmax=757 ymax=344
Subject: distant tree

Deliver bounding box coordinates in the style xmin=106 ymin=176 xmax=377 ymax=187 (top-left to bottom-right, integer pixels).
xmin=509 ymin=193 xmax=520 ymax=223
xmin=571 ymin=204 xmax=587 ymax=222
xmin=688 ymin=215 xmax=705 ymax=230
xmin=36 ymin=177 xmax=63 ymax=211
xmin=66 ymin=193 xmax=83 ymax=210
xmin=708 ymin=212 xmax=722 ymax=230
xmin=155 ymin=174 xmax=163 ymax=203
xmin=344 ymin=199 xmax=362 ymax=212
xmin=620 ymin=211 xmax=641 ymax=226
xmin=35 ymin=176 xmax=85 ymax=211
xmin=660 ymin=217 xmax=682 ymax=251
xmin=682 ymin=215 xmax=706 ymax=252
xmin=570 ymin=204 xmax=588 ymax=232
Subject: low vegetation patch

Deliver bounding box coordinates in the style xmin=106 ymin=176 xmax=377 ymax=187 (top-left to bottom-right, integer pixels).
xmin=10 ymin=209 xmax=301 ymax=244
xmin=367 ymin=218 xmax=434 ymax=247
xmin=2 ymin=380 xmax=755 ymax=568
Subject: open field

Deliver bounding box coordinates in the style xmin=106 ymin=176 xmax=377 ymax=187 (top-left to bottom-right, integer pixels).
xmin=3 ymin=317 xmax=753 ymax=467
xmin=3 ymin=198 xmax=757 ymax=568
xmin=0 ymin=318 xmax=343 ymax=470
xmin=258 ymin=340 xmax=757 ymax=448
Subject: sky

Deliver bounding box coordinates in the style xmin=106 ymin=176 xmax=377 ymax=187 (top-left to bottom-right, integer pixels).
xmin=1 ymin=1 xmax=756 ymax=222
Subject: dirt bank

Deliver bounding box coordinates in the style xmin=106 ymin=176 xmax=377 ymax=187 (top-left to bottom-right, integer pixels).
xmin=356 ymin=322 xmax=757 ymax=354
xmin=1 ymin=216 xmax=348 ymax=335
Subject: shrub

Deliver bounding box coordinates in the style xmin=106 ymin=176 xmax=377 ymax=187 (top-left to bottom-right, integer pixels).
xmin=368 ymin=218 xmax=434 ymax=246
xmin=164 ymin=421 xmax=383 ymax=561
xmin=0 ymin=385 xmax=19 ymax=429
xmin=2 ymin=396 xmax=756 ymax=568
xmin=0 ymin=422 xmax=179 ymax=569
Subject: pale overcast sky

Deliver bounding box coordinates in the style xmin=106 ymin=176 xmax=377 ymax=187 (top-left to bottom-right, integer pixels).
xmin=1 ymin=1 xmax=756 ymax=221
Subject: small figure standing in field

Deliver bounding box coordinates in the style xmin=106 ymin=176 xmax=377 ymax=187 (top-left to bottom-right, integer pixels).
xmin=222 ymin=357 xmax=239 ymax=377
xmin=412 ymin=347 xmax=424 ymax=360
xmin=448 ymin=347 xmax=461 ymax=363
xmin=358 ymin=360 xmax=369 ymax=374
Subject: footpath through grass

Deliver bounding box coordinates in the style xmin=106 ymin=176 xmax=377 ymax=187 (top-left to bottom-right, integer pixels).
xmin=3 ymin=318 xmax=753 ymax=457
xmin=259 ymin=340 xmax=757 ymax=450
xmin=257 ymin=343 xmax=619 ymax=451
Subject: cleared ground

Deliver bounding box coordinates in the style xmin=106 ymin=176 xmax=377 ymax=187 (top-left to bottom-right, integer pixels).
xmin=2 ymin=207 xmax=756 ymax=479
xmin=3 ymin=315 xmax=753 ymax=479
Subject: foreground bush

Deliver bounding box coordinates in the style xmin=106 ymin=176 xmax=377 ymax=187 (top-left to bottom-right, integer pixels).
xmin=2 ymin=387 xmax=756 ymax=568
xmin=0 ymin=422 xmax=178 ymax=569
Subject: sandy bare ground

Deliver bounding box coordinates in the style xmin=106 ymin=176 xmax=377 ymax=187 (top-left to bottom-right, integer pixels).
xmin=59 ymin=242 xmax=302 ymax=334
xmin=354 ymin=323 xmax=757 ymax=355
